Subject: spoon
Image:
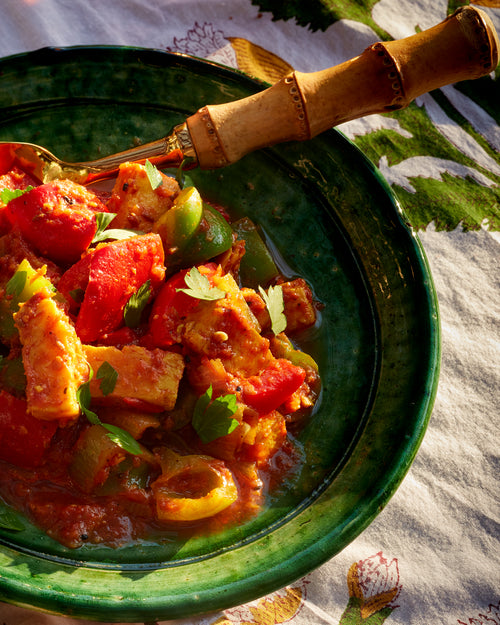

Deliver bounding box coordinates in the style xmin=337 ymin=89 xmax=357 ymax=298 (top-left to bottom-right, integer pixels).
xmin=0 ymin=5 xmax=497 ymax=185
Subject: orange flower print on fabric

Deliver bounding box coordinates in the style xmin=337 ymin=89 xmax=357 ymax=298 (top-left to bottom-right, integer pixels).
xmin=213 ymin=580 xmax=307 ymax=624
xmin=340 ymin=552 xmax=401 ymax=624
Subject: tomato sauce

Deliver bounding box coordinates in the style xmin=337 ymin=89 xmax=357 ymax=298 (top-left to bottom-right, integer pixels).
xmin=0 ymin=161 xmax=321 ymax=549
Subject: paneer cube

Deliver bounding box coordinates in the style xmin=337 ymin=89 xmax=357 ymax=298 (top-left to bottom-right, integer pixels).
xmin=84 ymin=344 xmax=184 ymax=410
xmin=14 ymin=291 xmax=88 ymax=423
xmin=107 ymin=162 xmax=180 ymax=232
xmin=242 ymin=278 xmax=317 ymax=334
xmin=182 ymin=271 xmax=272 ymax=377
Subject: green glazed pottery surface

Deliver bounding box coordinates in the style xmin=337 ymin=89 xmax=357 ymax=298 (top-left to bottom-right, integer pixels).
xmin=0 ymin=47 xmax=440 ymax=621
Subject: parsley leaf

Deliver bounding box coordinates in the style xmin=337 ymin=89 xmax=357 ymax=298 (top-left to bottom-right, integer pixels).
xmin=92 ymin=212 xmax=136 ymax=244
xmin=96 ymin=361 xmax=118 ymax=396
xmin=192 ymin=385 xmax=239 ymax=444
xmin=76 ymin=368 xmax=142 ymax=455
xmin=145 ymin=159 xmax=163 ymax=190
xmin=100 ymin=423 xmax=143 ymax=456
xmin=0 ymin=186 xmax=33 ymax=204
xmin=0 ymin=503 xmax=24 ymax=532
xmin=259 ymin=284 xmax=287 ymax=335
xmin=124 ymin=279 xmax=152 ymax=328
xmin=98 ymin=422 xmax=138 ymax=452
xmin=176 ymin=267 xmax=226 ymax=301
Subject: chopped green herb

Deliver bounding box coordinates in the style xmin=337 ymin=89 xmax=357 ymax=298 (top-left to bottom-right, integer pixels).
xmin=100 ymin=422 xmax=142 ymax=455
xmin=124 ymin=279 xmax=152 ymax=328
xmin=76 ymin=368 xmax=142 ymax=455
xmin=96 ymin=361 xmax=118 ymax=396
xmin=5 ymin=271 xmax=27 ymax=298
xmin=92 ymin=212 xmax=136 ymax=243
xmin=76 ymin=376 xmax=99 ymax=425
xmin=176 ymin=267 xmax=226 ymax=301
xmin=145 ymin=159 xmax=163 ymax=190
xmin=259 ymin=284 xmax=287 ymax=335
xmin=192 ymin=385 xmax=239 ymax=444
xmin=0 ymin=186 xmax=33 ymax=204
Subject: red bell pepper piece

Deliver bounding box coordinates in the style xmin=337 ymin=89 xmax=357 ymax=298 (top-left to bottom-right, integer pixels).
xmin=5 ymin=179 xmax=106 ymax=264
xmin=75 ymin=233 xmax=165 ymax=343
xmin=241 ymin=358 xmax=306 ymax=415
xmin=57 ymin=251 xmax=93 ymax=311
xmin=148 ymin=263 xmax=217 ymax=347
xmin=0 ymin=167 xmax=39 ymax=236
xmin=0 ymin=144 xmax=16 ymax=176
xmin=0 ymin=390 xmax=58 ymax=469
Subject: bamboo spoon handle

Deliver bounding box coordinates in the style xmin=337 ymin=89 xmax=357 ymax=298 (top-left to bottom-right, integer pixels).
xmin=185 ymin=6 xmax=499 ymax=169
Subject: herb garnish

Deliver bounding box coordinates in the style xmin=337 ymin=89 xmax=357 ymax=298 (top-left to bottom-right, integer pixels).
xmin=76 ymin=365 xmax=142 ymax=456
xmin=259 ymin=284 xmax=286 ymax=335
xmin=92 ymin=212 xmax=137 ymax=244
xmin=145 ymin=159 xmax=163 ymax=190
xmin=96 ymin=361 xmax=118 ymax=396
xmin=0 ymin=186 xmax=33 ymax=204
xmin=192 ymin=385 xmax=239 ymax=444
xmin=124 ymin=279 xmax=152 ymax=328
xmin=176 ymin=267 xmax=226 ymax=301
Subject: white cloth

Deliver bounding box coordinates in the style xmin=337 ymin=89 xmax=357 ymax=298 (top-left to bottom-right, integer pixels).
xmin=0 ymin=1 xmax=498 ymax=624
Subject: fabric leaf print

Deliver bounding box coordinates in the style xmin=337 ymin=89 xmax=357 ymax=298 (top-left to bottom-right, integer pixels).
xmin=251 ymin=0 xmax=389 ymax=39
xmin=416 ymin=93 xmax=500 ymax=177
xmin=227 ymin=37 xmax=294 ymax=83
xmin=377 ymin=155 xmax=497 ymax=193
xmin=350 ymin=99 xmax=500 ymax=231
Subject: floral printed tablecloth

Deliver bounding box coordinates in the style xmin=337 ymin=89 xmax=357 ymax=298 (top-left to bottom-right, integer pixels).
xmin=0 ymin=1 xmax=498 ymax=624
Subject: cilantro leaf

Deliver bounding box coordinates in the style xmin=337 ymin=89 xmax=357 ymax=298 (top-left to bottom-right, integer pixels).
xmin=0 ymin=503 xmax=24 ymax=532
xmin=259 ymin=284 xmax=287 ymax=335
xmin=96 ymin=361 xmax=118 ymax=396
xmin=124 ymin=279 xmax=152 ymax=328
xmin=100 ymin=423 xmax=143 ymax=456
xmin=192 ymin=385 xmax=239 ymax=444
xmin=0 ymin=186 xmax=33 ymax=204
xmin=76 ymin=376 xmax=100 ymax=425
xmin=76 ymin=368 xmax=142 ymax=455
xmin=92 ymin=212 xmax=136 ymax=244
xmin=176 ymin=267 xmax=226 ymax=301
xmin=145 ymin=159 xmax=163 ymax=190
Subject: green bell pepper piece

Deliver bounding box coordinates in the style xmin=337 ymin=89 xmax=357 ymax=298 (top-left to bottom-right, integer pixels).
xmin=154 ymin=186 xmax=203 ymax=254
xmin=165 ymin=203 xmax=233 ymax=272
xmin=0 ymin=355 xmax=26 ymax=394
xmin=0 ymin=259 xmax=54 ymax=342
xmin=232 ymin=217 xmax=279 ymax=288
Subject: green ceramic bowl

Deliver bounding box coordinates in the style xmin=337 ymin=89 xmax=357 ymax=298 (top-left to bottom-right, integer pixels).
xmin=0 ymin=47 xmax=440 ymax=621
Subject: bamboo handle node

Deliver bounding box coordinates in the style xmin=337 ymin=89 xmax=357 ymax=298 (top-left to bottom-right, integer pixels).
xmin=186 ymin=6 xmax=499 ymax=169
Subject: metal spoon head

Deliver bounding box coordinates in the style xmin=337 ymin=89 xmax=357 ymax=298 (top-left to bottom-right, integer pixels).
xmin=0 ymin=141 xmax=92 ymax=184
xmin=0 ymin=134 xmax=188 ymax=186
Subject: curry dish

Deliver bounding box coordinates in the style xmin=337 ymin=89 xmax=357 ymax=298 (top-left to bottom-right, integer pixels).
xmin=0 ymin=160 xmax=320 ymax=548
